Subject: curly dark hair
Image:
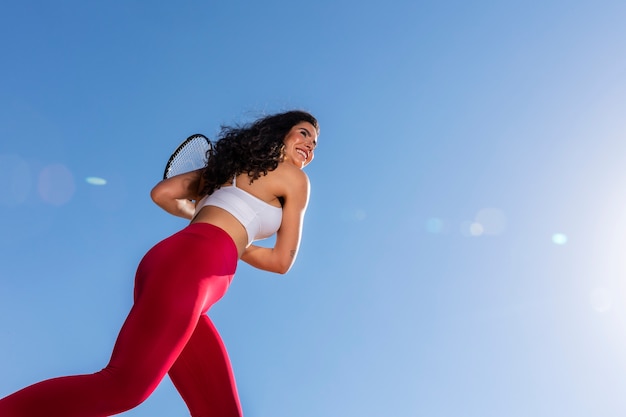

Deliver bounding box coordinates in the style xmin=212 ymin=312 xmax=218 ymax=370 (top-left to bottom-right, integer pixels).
xmin=200 ymin=110 xmax=319 ymax=197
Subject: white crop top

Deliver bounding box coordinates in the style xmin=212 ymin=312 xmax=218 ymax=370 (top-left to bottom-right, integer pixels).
xmin=193 ymin=176 xmax=283 ymax=245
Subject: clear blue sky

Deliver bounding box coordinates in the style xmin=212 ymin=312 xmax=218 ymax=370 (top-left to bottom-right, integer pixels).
xmin=2 ymin=1 xmax=626 ymax=416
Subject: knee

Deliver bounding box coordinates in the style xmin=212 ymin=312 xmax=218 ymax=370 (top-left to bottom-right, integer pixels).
xmin=105 ymin=385 xmax=153 ymax=413
xmin=97 ymin=368 xmax=158 ymax=413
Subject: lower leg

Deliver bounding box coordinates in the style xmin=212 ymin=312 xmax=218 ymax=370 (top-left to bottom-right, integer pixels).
xmin=0 ymin=300 xmax=199 ymax=417
xmin=169 ymin=315 xmax=243 ymax=417
xmin=0 ymin=224 xmax=238 ymax=417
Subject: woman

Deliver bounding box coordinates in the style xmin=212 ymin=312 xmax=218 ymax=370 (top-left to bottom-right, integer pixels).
xmin=0 ymin=110 xmax=319 ymax=417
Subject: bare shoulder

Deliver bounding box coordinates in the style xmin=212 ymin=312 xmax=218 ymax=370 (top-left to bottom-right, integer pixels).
xmin=272 ymin=162 xmax=310 ymax=187
xmin=265 ymin=163 xmax=310 ymax=206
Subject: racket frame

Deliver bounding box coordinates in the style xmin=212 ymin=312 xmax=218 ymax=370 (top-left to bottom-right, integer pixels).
xmin=162 ymin=133 xmax=212 ymax=180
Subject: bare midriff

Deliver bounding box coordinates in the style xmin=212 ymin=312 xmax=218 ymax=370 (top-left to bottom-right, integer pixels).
xmin=190 ymin=205 xmax=249 ymax=257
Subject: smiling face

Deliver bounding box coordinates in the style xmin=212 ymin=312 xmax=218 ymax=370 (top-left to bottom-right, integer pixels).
xmin=282 ymin=121 xmax=318 ymax=169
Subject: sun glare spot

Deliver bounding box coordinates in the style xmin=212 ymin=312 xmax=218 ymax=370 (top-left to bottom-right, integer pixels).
xmin=552 ymin=233 xmax=568 ymax=245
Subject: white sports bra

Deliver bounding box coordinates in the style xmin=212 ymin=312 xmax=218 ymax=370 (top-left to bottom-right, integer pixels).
xmin=193 ymin=176 xmax=283 ymax=245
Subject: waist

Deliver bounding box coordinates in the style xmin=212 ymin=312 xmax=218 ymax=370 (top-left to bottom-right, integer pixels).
xmin=180 ymin=222 xmax=238 ymax=257
xmin=191 ymin=206 xmax=250 ymax=256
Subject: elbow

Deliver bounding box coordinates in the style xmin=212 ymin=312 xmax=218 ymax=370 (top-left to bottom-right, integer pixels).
xmin=150 ymin=185 xmax=178 ymax=215
xmin=274 ymin=259 xmax=294 ymax=275
xmin=150 ymin=190 xmax=159 ymax=206
xmin=276 ymin=266 xmax=290 ymax=275
xmin=266 ymin=258 xmax=291 ymax=275
xmin=272 ymin=248 xmax=300 ymax=275
xmin=150 ymin=184 xmax=163 ymax=205
xmin=150 ymin=183 xmax=172 ymax=208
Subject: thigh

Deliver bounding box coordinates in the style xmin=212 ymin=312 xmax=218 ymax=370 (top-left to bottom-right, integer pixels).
xmin=168 ymin=315 xmax=243 ymax=417
xmin=108 ymin=225 xmax=236 ymax=399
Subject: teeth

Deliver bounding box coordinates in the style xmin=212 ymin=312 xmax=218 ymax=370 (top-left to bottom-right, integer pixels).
xmin=296 ymin=149 xmax=307 ymax=159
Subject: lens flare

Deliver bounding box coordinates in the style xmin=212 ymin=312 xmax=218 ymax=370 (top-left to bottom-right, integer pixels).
xmin=37 ymin=163 xmax=75 ymax=206
xmin=426 ymin=217 xmax=444 ymax=234
xmin=86 ymin=177 xmax=107 ymax=186
xmin=552 ymin=233 xmax=568 ymax=245
xmin=469 ymin=222 xmax=484 ymax=236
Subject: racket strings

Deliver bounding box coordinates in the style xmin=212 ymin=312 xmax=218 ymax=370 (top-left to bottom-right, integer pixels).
xmin=164 ymin=136 xmax=211 ymax=179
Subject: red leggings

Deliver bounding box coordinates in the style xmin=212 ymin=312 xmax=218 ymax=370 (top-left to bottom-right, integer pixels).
xmin=0 ymin=223 xmax=243 ymax=417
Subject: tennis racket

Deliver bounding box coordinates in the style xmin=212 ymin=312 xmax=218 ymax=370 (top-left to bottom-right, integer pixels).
xmin=163 ymin=134 xmax=212 ymax=179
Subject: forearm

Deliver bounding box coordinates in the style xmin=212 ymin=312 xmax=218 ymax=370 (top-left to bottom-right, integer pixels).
xmin=159 ymin=198 xmax=196 ymax=219
xmin=150 ymin=170 xmax=202 ymax=219
xmin=240 ymin=245 xmax=294 ymax=274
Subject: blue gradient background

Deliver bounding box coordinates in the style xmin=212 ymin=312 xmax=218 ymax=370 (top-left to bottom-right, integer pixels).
xmin=1 ymin=1 xmax=626 ymax=416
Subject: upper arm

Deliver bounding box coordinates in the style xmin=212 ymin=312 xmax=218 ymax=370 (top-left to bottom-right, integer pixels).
xmin=272 ymin=169 xmax=311 ymax=271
